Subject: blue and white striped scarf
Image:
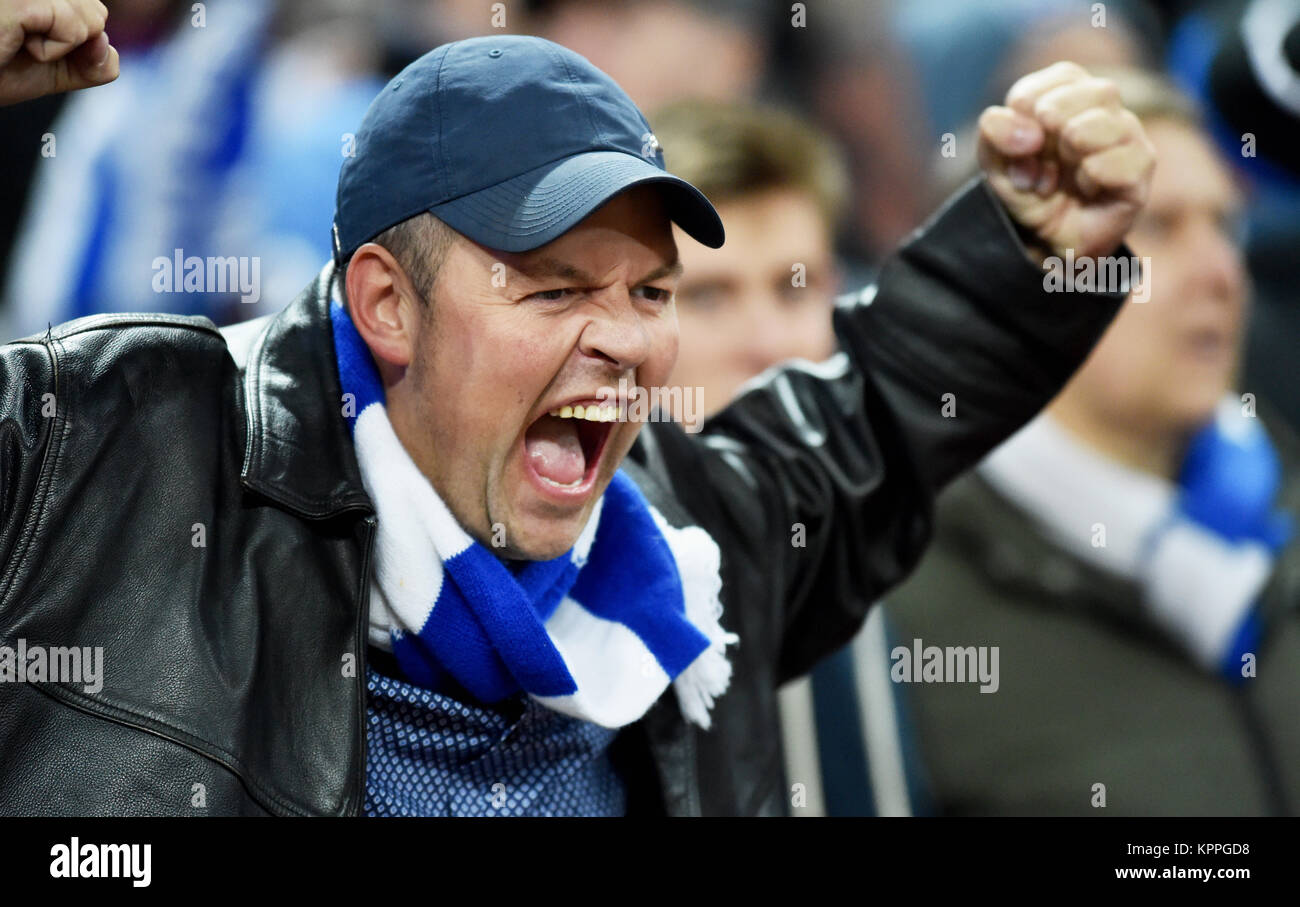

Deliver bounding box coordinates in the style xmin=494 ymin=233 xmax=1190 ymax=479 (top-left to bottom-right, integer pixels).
xmin=980 ymin=403 xmax=1292 ymax=679
xmin=330 ymin=296 xmax=737 ymax=729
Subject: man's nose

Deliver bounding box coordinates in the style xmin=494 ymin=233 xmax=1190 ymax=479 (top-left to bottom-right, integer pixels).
xmin=741 ymin=293 xmax=798 ymax=373
xmin=578 ymin=290 xmax=653 ymax=371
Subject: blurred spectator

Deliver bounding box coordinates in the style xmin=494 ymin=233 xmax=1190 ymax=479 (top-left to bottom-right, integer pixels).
xmin=0 ymin=0 xmax=525 ymax=339
xmin=1167 ymin=0 xmax=1300 ymax=433
xmin=989 ymin=0 xmax=1158 ymax=101
xmin=2 ymin=0 xmax=935 ymax=339
xmin=652 ymin=97 xmax=930 ymax=815
xmin=0 ymin=82 xmax=63 ymax=300
xmin=913 ymin=1 xmax=1159 ymax=210
xmin=778 ymin=0 xmax=931 ymax=270
xmin=0 ymin=0 xmax=123 ymax=296
xmin=0 ymin=0 xmax=409 ymax=335
xmin=875 ymin=68 xmax=1300 ymax=816
xmin=651 ymin=98 xmax=846 ymax=417
xmin=3 ymin=0 xmax=276 ymax=338
xmin=1 ymin=0 xmax=767 ymax=339
xmin=900 ymin=0 xmax=1300 ymax=436
xmin=896 ymin=0 xmax=1159 ymax=143
xmin=525 ymin=0 xmax=768 ymax=111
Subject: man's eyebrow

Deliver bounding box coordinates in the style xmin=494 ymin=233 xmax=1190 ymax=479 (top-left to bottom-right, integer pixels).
xmin=636 ymin=258 xmax=683 ymax=285
xmin=512 ymin=257 xmax=594 ymax=283
xmin=510 ymin=256 xmax=683 ymax=285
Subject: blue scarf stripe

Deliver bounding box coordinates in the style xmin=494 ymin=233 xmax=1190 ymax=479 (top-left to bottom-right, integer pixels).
xmin=516 ymin=555 xmax=585 ymax=622
xmin=399 ymin=586 xmax=524 ymax=699
xmin=330 ymin=298 xmax=386 ymax=431
xmin=392 ymin=637 xmax=448 ymax=691
xmin=436 ymin=547 xmax=579 ymax=698
xmin=397 ymin=607 xmax=573 ymax=702
xmin=571 ymin=473 xmax=712 ymax=677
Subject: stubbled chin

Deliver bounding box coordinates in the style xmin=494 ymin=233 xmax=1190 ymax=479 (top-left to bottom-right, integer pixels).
xmin=501 ymin=481 xmax=594 ymax=559
xmin=500 ymin=514 xmax=589 ymax=561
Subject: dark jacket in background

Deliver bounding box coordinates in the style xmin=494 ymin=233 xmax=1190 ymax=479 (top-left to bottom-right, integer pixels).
xmin=883 ymin=414 xmax=1300 ymax=816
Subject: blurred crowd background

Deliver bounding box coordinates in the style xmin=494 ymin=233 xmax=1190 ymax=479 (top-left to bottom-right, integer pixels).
xmin=4 ymin=0 xmax=1299 ymax=816
xmin=3 ymin=0 xmax=1298 ymax=424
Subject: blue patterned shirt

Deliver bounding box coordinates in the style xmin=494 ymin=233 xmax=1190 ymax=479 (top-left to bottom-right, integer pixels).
xmin=364 ymin=661 xmax=627 ymax=816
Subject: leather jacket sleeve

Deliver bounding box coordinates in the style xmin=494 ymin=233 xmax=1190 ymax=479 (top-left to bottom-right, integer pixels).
xmin=0 ymin=337 xmax=56 ymax=596
xmin=635 ymin=178 xmax=1131 ymax=685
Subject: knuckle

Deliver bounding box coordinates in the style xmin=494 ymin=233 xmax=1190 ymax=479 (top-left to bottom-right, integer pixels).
xmin=1081 ymin=153 xmax=1108 ymax=180
xmin=1033 ymin=96 xmax=1064 ymax=128
xmin=1053 ymin=60 xmax=1089 ymax=80
xmin=1091 ymin=77 xmax=1120 ymax=104
xmin=1060 ymin=125 xmax=1088 ymax=154
xmin=1062 ymin=109 xmax=1103 ymax=145
xmin=1005 ymin=84 xmax=1034 ymax=110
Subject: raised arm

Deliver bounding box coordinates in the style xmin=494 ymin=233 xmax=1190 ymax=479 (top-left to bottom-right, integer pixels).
xmin=633 ymin=63 xmax=1156 ymax=683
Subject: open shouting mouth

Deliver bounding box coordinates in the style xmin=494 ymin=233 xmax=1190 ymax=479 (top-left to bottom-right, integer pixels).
xmin=522 ymin=398 xmax=620 ymax=502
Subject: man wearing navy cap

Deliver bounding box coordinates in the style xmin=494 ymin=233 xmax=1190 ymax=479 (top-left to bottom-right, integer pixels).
xmin=0 ymin=36 xmax=1153 ymax=815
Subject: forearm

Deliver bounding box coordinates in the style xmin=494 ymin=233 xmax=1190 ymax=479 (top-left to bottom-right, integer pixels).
xmin=843 ymin=176 xmax=1132 ymax=491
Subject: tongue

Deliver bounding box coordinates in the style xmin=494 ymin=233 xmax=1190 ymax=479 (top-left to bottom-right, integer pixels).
xmin=525 ymin=416 xmax=586 ymax=486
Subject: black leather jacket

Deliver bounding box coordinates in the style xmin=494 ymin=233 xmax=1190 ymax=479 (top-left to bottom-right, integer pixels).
xmin=0 ymin=181 xmax=1127 ymax=816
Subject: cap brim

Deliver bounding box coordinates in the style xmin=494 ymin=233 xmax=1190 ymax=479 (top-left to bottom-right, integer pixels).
xmin=427 ymin=150 xmax=725 ymax=253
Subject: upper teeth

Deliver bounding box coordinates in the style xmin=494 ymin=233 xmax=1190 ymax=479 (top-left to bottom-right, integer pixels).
xmin=548 ymin=404 xmax=620 ymax=422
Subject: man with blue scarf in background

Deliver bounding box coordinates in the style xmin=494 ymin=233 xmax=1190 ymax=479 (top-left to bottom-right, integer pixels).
xmin=880 ymin=69 xmax=1300 ymax=816
xmin=0 ymin=21 xmax=1155 ymax=814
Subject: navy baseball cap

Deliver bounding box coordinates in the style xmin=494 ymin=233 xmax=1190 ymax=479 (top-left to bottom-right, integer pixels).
xmin=333 ymin=35 xmax=725 ymax=261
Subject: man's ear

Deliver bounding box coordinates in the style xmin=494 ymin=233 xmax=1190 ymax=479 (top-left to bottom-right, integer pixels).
xmin=344 ymin=243 xmax=421 ymax=369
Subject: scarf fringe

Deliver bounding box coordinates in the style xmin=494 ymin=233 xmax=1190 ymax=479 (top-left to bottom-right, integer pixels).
xmin=657 ymin=520 xmax=740 ymax=730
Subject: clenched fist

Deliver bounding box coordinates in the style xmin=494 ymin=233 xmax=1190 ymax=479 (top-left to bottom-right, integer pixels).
xmin=0 ymin=0 xmax=118 ymax=106
xmin=979 ymin=61 xmax=1156 ymax=262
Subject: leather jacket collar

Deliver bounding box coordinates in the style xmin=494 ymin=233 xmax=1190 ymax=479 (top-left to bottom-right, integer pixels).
xmin=238 ymin=263 xmax=375 ymax=520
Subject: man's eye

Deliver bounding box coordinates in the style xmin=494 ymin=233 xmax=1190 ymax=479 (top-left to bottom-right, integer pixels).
xmin=637 ymin=286 xmax=672 ymax=303
xmin=677 ymin=284 xmax=728 ymax=312
xmin=529 ymin=288 xmax=572 ymax=302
